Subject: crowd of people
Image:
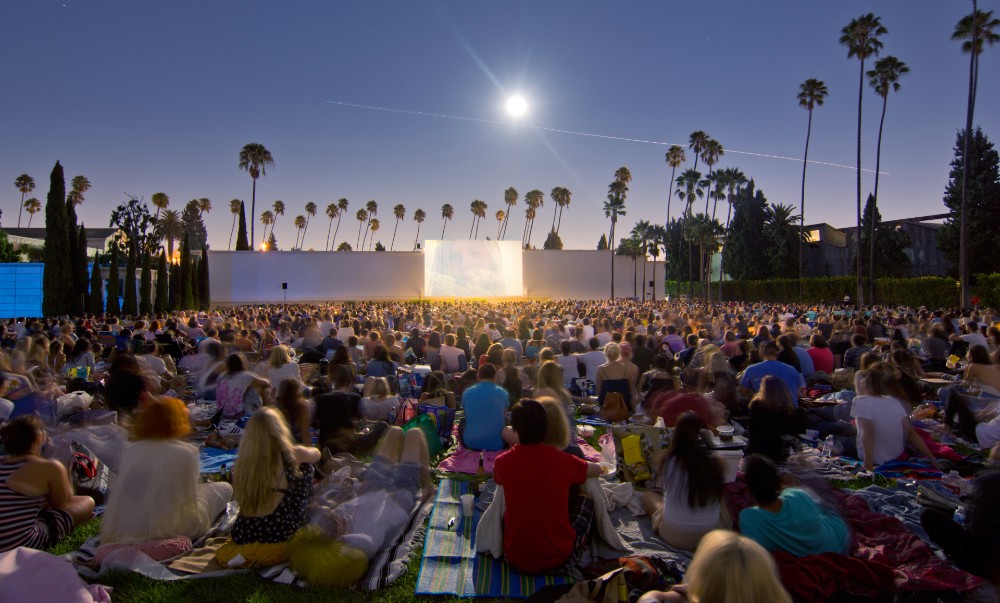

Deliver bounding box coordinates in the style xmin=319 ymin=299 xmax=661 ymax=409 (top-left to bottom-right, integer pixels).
xmin=1 ymin=297 xmax=999 ymax=598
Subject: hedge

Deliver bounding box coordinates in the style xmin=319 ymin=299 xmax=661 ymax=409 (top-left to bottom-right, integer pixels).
xmin=663 ymin=275 xmax=987 ymax=308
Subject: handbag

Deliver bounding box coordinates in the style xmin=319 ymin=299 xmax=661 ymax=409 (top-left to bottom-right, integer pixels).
xmin=600 ymin=392 xmax=630 ymax=423
xmin=69 ymin=441 xmax=114 ymax=504
xmin=422 ymin=388 xmax=449 ymax=407
xmin=402 ymin=412 xmax=442 ymax=456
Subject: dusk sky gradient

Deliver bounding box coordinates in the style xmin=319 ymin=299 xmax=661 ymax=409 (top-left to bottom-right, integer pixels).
xmin=2 ymin=1 xmax=998 ymax=252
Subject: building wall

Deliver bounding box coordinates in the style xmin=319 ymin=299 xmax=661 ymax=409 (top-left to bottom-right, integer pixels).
xmin=208 ymin=250 xmax=666 ymax=303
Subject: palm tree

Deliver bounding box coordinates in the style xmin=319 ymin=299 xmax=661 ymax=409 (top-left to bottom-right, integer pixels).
xmin=324 ymin=203 xmax=339 ymax=251
xmin=390 ymin=203 xmax=406 ymax=251
xmin=293 ymin=215 xmax=307 ymax=249
xmin=688 ymin=131 xmax=709 ymax=172
xmin=14 ymin=174 xmax=34 ymax=228
xmin=270 ymin=200 xmax=286 ymax=241
xmin=413 ymin=208 xmax=427 ymax=250
xmin=840 ymin=13 xmax=887 ymax=305
xmin=302 ymin=202 xmax=317 ymax=248
xmin=361 ymin=200 xmax=378 ymax=250
xmin=700 ymin=139 xmax=724 ymax=214
xmin=475 ymin=200 xmax=487 ymax=239
xmin=556 ymin=187 xmax=572 ymax=234
xmin=260 ymin=210 xmax=275 ymax=245
xmin=238 ymin=143 xmax=275 ymax=244
xmin=797 ymin=78 xmax=829 ymax=290
xmin=368 ymin=218 xmax=381 ymax=250
xmin=69 ymin=175 xmax=91 ymax=206
xmin=156 ymin=209 xmax=183 ymax=259
xmin=687 ymin=214 xmax=724 ymax=302
xmin=331 ymin=198 xmax=348 ymax=250
xmin=648 ymin=224 xmax=668 ymax=301
xmin=675 ymin=168 xmax=707 ymax=298
xmin=228 ymin=199 xmax=241 ymax=249
xmin=441 ymin=203 xmax=454 ymax=238
xmin=197 ymin=197 xmax=212 ymax=216
xmin=632 ymin=220 xmax=652 ymax=300
xmin=469 ymin=200 xmax=479 ymax=239
xmin=705 ymin=170 xmax=725 ymax=221
xmin=495 ymin=210 xmax=506 ymax=238
xmin=151 ymin=192 xmax=170 ymax=222
xmin=866 ymin=55 xmax=909 ymax=301
xmin=24 ymin=198 xmax=41 ymax=227
xmin=523 ymin=190 xmax=544 ymax=246
xmin=664 ymin=145 xmax=686 ymax=226
xmin=953 ymin=4 xmax=999 ymax=307
xmin=617 ymin=237 xmax=642 ymax=297
xmin=719 ymin=167 xmax=747 ymax=300
xmin=549 ymin=187 xmax=563 ymax=232
xmin=604 ymin=171 xmax=629 ymax=298
xmin=355 ymin=209 xmax=369 ymax=249
xmin=614 ymin=167 xmax=632 ymax=186
xmin=500 ymin=187 xmax=518 ymax=239
xmin=523 ymin=206 xmax=537 ymax=248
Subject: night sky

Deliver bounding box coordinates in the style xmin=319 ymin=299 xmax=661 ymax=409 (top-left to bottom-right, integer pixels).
xmin=2 ymin=1 xmax=997 ymax=251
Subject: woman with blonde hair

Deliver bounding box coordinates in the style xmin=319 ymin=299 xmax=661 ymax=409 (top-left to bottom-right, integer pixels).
xmin=265 ymin=345 xmax=302 ymax=388
xmin=596 ymin=342 xmax=638 ymax=411
xmin=360 ymin=376 xmax=400 ymax=422
xmin=101 ymin=397 xmax=231 ymax=545
xmin=231 ymin=408 xmax=320 ymax=545
xmin=638 ymin=529 xmax=792 ymax=603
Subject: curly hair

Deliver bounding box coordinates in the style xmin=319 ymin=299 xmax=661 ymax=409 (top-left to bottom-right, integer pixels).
xmin=132 ymin=396 xmax=191 ymax=440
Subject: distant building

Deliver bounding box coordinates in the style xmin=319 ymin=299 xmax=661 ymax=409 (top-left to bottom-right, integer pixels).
xmin=4 ymin=227 xmax=117 ymax=255
xmin=803 ymin=214 xmax=949 ymax=278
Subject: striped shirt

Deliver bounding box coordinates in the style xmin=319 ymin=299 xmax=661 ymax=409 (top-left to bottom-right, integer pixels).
xmin=0 ymin=459 xmax=50 ymax=552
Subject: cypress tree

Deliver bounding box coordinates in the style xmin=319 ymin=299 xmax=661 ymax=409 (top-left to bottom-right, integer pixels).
xmin=106 ymin=243 xmax=121 ymax=316
xmin=74 ymin=225 xmax=89 ymax=314
xmin=139 ymin=251 xmax=152 ymax=315
xmin=88 ymin=251 xmax=103 ymax=314
xmin=65 ymin=203 xmax=80 ymax=315
xmin=42 ymin=161 xmax=70 ymax=316
xmin=180 ymin=233 xmax=194 ymax=309
xmin=198 ymin=247 xmax=210 ymax=310
xmin=235 ymin=201 xmax=250 ymax=250
xmin=122 ymin=242 xmax=138 ymax=315
xmin=154 ymin=251 xmax=168 ymax=313
xmin=191 ymin=257 xmax=201 ymax=309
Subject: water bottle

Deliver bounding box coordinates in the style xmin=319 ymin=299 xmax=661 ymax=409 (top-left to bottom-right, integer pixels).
xmin=821 ymin=435 xmax=835 ymax=458
xmin=953 ymin=506 xmax=966 ymax=526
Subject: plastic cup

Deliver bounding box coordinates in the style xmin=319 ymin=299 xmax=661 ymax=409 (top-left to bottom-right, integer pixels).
xmin=460 ymin=493 xmax=475 ymax=516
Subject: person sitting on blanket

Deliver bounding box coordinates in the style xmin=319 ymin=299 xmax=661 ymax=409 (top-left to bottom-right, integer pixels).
xmin=493 ymin=399 xmax=602 ymax=573
xmin=739 ymin=454 xmax=850 ymax=557
xmin=101 ymin=397 xmax=233 ymax=545
xmin=943 ymin=387 xmax=1000 ymax=457
xmin=314 ymin=364 xmax=363 ymax=454
xmin=637 ymin=529 xmax=792 ymax=603
xmin=0 ymin=415 xmax=95 ymax=553
xmin=919 ymin=469 xmax=1000 ymax=582
xmin=419 ymin=371 xmax=456 ymax=409
xmin=851 ymin=365 xmax=940 ymax=471
xmin=359 ymin=376 xmax=400 ymax=422
xmin=231 ymin=408 xmax=320 ymax=546
xmin=746 ymin=376 xmax=807 ymax=464
xmin=323 ymin=425 xmax=432 ymax=559
xmin=640 ymin=412 xmax=727 ymax=551
xmin=459 ymin=364 xmax=511 ymax=451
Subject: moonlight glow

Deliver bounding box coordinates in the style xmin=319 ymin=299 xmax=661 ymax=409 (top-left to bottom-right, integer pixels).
xmin=506 ymin=95 xmax=528 ymax=118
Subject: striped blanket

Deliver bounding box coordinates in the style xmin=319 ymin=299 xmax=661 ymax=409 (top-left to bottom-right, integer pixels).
xmin=415 ymin=479 xmax=572 ymax=598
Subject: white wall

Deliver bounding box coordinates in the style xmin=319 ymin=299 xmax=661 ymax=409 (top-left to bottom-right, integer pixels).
xmin=208 ymin=250 xmax=665 ymax=303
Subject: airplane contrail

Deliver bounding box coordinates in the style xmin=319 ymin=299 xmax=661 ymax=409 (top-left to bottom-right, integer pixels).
xmin=325 ymin=100 xmax=887 ymax=175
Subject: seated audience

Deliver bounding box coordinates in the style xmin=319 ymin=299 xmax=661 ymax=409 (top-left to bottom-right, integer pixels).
xmin=919 ymin=469 xmax=1000 ymax=582
xmin=739 ymin=341 xmax=805 ymax=401
xmin=851 ymin=367 xmax=939 ymax=471
xmin=360 ymin=376 xmax=400 ymax=422
xmin=746 ymin=376 xmax=806 ymax=463
xmin=459 ymin=364 xmax=510 ymax=451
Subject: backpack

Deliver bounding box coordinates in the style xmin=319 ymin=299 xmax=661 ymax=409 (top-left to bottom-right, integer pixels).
xmin=600 ymin=391 xmax=630 ymax=423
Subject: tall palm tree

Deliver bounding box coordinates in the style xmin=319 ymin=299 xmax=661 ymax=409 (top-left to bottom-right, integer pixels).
xmin=368 ymin=218 xmax=380 ymax=250
xmin=840 ymin=13 xmax=887 ymax=305
xmin=324 ymin=203 xmax=339 ymax=251
xmin=495 ymin=210 xmax=506 ymax=238
xmin=156 ymin=209 xmax=183 ymax=259
xmin=355 ymin=209 xmax=369 ymax=249
xmin=238 ymin=143 xmax=274 ymax=244
xmin=69 ymin=175 xmax=91 ymax=206
xmin=260 ymin=210 xmax=275 ymax=245
xmin=523 ymin=190 xmax=544 ymax=246
xmin=604 ymin=170 xmax=630 ymax=298
xmin=270 ymin=200 xmax=286 ymax=241
xmin=614 ymin=167 xmax=632 ymax=186
xmin=675 ymin=168 xmax=707 ymax=298
xmin=953 ymin=4 xmax=999 ymax=307
xmin=797 ymin=78 xmax=829 ymax=290
xmin=292 ymin=215 xmax=306 ymax=249
xmin=413 ymin=208 xmax=426 ymax=250
xmin=302 ymin=202 xmax=317 ymax=248
xmin=632 ymin=220 xmax=652 ymax=300
xmin=664 ymin=145 xmax=686 ymax=226
xmin=523 ymin=206 xmax=537 ymax=248
xmin=617 ymin=237 xmax=642 ymax=298
xmin=549 ymin=187 xmax=563 ymax=232
xmin=648 ymin=224 xmax=668 ymax=301
xmin=556 ymin=187 xmax=572 ymax=234
xmin=197 ymin=197 xmax=212 ymax=215
xmin=705 ymin=170 xmax=725 ymax=221
xmin=719 ymin=167 xmax=747 ymax=300
xmin=24 ymin=198 xmax=41 ymax=227
xmin=701 ymin=139 xmax=724 ymax=214
xmin=361 ymin=200 xmax=378 ymax=250
xmin=228 ymin=198 xmax=241 ymax=249
xmin=688 ymin=131 xmax=709 ymax=172
xmin=331 ymin=198 xmax=348 ymax=251
xmin=14 ymin=174 xmax=34 ymax=228
xmin=688 ymin=214 xmax=724 ymax=302
xmin=500 ymin=187 xmax=518 ymax=239
xmin=390 ymin=203 xmax=406 ymax=251
xmin=441 ymin=203 xmax=454 ymax=238
xmin=866 ymin=55 xmax=909 ymax=301
xmin=474 ymin=200 xmax=487 ymax=239
xmin=151 ymin=192 xmax=170 ymax=222
xmin=469 ymin=200 xmax=479 ymax=239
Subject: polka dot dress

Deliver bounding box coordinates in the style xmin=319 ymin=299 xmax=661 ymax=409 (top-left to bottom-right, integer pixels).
xmin=232 ymin=461 xmax=315 ymax=544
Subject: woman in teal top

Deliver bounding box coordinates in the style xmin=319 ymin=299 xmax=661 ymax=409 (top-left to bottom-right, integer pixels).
xmin=738 ymin=455 xmax=849 ymax=557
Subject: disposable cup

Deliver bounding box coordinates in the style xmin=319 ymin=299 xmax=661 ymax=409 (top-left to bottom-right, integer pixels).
xmin=461 ymin=493 xmax=475 ymax=516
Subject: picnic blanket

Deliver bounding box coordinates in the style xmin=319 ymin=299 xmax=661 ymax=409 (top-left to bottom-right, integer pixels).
xmin=199 ymin=446 xmax=239 ymax=474
xmin=415 ymin=479 xmax=573 ymax=598
xmin=437 ymin=436 xmax=602 ymax=474
xmin=723 ymin=481 xmax=985 ymax=594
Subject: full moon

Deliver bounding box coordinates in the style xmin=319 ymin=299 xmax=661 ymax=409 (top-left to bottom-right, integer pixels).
xmin=506 ymin=95 xmax=528 ymax=117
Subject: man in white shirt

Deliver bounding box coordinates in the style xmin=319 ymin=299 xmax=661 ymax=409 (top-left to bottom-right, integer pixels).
xmin=439 ymin=334 xmax=467 ymax=373
xmin=581 ymin=318 xmax=596 ymax=341
xmin=576 ymin=338 xmax=607 ymax=382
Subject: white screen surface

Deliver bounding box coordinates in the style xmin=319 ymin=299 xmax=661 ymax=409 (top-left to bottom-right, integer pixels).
xmin=423 ymin=240 xmax=523 ymax=297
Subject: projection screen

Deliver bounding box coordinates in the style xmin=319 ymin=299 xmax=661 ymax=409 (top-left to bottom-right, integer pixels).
xmin=423 ymin=240 xmax=523 ymax=297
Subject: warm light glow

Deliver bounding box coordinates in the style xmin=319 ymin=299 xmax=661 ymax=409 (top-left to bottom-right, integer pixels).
xmin=170 ymin=250 xmax=180 ymax=265
xmin=260 ymin=242 xmax=268 ymax=251
xmin=506 ymin=95 xmax=528 ymax=118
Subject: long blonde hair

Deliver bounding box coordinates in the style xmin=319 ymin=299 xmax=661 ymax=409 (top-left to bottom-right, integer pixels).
xmin=686 ymin=530 xmax=791 ymax=603
xmin=537 ymin=396 xmax=571 ymax=450
xmin=267 ymin=345 xmax=292 ymax=369
xmin=233 ymin=408 xmax=300 ymax=516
